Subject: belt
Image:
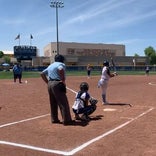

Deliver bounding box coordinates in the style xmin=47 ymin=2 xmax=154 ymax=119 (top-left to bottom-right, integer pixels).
xmin=49 ymin=78 xmax=60 ymax=81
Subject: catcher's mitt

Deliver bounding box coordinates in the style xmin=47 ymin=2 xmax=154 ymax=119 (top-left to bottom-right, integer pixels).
xmin=89 ymin=98 xmax=98 ymax=105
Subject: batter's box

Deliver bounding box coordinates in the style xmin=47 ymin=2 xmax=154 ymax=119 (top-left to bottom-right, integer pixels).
xmin=0 ymin=106 xmax=154 ymax=156
xmin=119 ymin=105 xmax=154 ymax=119
xmin=100 ymin=104 xmax=154 ymax=123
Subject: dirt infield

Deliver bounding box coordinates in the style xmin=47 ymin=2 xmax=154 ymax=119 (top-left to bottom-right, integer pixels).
xmin=0 ymin=75 xmax=156 ymax=156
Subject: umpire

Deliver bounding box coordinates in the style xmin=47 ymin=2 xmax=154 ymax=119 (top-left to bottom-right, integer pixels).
xmin=41 ymin=54 xmax=73 ymax=125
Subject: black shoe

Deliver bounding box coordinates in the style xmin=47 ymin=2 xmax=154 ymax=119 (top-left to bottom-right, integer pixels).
xmin=63 ymin=120 xmax=76 ymax=126
xmin=52 ymin=120 xmax=61 ymax=124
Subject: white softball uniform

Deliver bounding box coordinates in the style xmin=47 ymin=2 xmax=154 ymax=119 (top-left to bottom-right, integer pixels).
xmin=98 ymin=66 xmax=110 ymax=94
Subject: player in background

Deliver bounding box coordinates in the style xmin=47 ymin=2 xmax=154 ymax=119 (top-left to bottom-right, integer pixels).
xmin=98 ymin=60 xmax=117 ymax=105
xmin=111 ymin=57 xmax=116 ymax=72
xmin=12 ymin=62 xmax=22 ymax=83
xmin=72 ymin=82 xmax=97 ymax=121
xmin=145 ymin=65 xmax=150 ymax=76
xmin=87 ymin=64 xmax=92 ymax=79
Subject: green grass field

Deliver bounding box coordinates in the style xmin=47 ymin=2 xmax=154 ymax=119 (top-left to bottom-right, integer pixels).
xmin=0 ymin=71 xmax=41 ymax=79
xmin=0 ymin=70 xmax=156 ymax=79
xmin=67 ymin=70 xmax=156 ymax=76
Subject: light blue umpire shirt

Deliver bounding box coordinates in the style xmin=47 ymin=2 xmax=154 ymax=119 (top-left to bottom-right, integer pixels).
xmin=42 ymin=62 xmax=66 ymax=80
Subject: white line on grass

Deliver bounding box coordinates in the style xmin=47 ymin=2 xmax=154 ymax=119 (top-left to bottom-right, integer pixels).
xmin=0 ymin=114 xmax=50 ymax=128
xmin=0 ymin=107 xmax=154 ymax=155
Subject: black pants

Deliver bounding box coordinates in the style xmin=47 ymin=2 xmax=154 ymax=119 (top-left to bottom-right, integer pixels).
xmin=87 ymin=70 xmax=91 ymax=76
xmin=14 ymin=74 xmax=22 ymax=83
xmin=73 ymin=104 xmax=96 ymax=116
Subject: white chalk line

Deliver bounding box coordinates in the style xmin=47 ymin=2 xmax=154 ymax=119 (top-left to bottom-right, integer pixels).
xmin=69 ymin=107 xmax=154 ymax=155
xmin=66 ymin=86 xmax=98 ymax=100
xmin=148 ymin=82 xmax=156 ymax=86
xmin=0 ymin=107 xmax=154 ymax=155
xmin=66 ymin=86 xmax=77 ymax=94
xmin=0 ymin=114 xmax=50 ymax=128
xmin=0 ymin=86 xmax=154 ymax=155
xmin=0 ymin=141 xmax=68 ymax=155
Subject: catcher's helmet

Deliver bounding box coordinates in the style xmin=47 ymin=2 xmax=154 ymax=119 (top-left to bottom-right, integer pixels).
xmin=54 ymin=54 xmax=65 ymax=63
xmin=103 ymin=60 xmax=109 ymax=67
xmin=80 ymin=82 xmax=89 ymax=91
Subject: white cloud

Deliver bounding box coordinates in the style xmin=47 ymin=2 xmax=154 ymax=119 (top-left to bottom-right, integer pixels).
xmin=64 ymin=0 xmax=136 ymax=25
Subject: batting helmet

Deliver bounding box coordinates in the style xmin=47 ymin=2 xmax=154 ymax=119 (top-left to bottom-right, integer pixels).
xmin=103 ymin=60 xmax=109 ymax=67
xmin=55 ymin=54 xmax=65 ymax=63
xmin=80 ymin=82 xmax=89 ymax=91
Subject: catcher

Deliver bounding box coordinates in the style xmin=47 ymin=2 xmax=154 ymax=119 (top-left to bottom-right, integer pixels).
xmin=72 ymin=82 xmax=98 ymax=121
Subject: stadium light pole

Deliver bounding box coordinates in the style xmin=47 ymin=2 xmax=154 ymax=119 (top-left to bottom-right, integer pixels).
xmin=50 ymin=1 xmax=64 ymax=55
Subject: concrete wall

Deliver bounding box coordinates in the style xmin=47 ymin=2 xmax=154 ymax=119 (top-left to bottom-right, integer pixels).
xmin=44 ymin=42 xmax=127 ymax=65
xmin=44 ymin=42 xmax=125 ymax=57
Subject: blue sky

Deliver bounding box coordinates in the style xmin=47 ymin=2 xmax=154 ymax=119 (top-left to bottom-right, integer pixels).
xmin=1 ymin=0 xmax=156 ymax=56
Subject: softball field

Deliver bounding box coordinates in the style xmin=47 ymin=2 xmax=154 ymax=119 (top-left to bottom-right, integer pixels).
xmin=0 ymin=75 xmax=156 ymax=156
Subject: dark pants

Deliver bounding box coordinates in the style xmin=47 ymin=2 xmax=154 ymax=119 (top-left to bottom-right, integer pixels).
xmin=146 ymin=70 xmax=149 ymax=75
xmin=14 ymin=74 xmax=22 ymax=83
xmin=73 ymin=104 xmax=96 ymax=116
xmin=48 ymin=81 xmax=72 ymax=123
xmin=87 ymin=70 xmax=91 ymax=77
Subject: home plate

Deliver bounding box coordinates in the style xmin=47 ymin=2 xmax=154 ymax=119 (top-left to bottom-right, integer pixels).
xmin=103 ymin=108 xmax=117 ymax=112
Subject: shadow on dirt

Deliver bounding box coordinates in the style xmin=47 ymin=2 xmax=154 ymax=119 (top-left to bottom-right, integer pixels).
xmin=70 ymin=115 xmax=104 ymax=127
xmin=105 ymin=103 xmax=132 ymax=107
xmin=90 ymin=115 xmax=104 ymax=120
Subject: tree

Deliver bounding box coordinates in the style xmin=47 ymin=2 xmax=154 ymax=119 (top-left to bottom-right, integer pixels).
xmin=3 ymin=56 xmax=10 ymax=63
xmin=134 ymin=53 xmax=139 ymax=57
xmin=144 ymin=46 xmax=156 ymax=65
xmin=0 ymin=51 xmax=4 ymax=58
xmin=144 ymin=46 xmax=155 ymax=57
xmin=150 ymin=55 xmax=156 ymax=65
